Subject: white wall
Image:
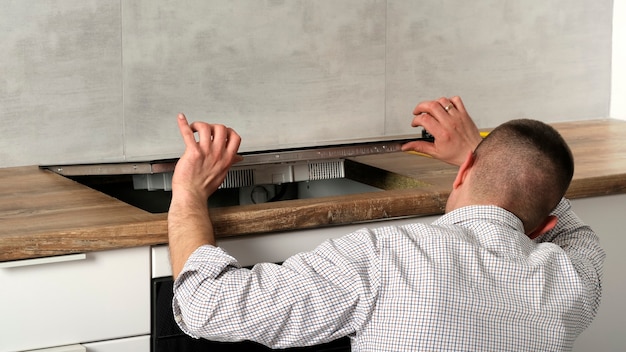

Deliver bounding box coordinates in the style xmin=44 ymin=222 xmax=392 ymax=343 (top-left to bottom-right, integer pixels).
xmin=612 ymin=0 xmax=626 ymax=120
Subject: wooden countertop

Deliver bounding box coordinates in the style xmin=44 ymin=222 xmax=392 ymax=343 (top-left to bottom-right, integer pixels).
xmin=1 ymin=119 xmax=625 ymax=262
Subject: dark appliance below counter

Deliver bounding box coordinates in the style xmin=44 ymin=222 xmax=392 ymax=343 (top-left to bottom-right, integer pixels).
xmin=152 ymin=277 xmax=351 ymax=352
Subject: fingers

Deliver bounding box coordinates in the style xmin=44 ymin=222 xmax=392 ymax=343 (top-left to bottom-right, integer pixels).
xmin=177 ymin=113 xmax=198 ymax=147
xmin=449 ymin=96 xmax=466 ymax=115
xmin=188 ymin=121 xmax=213 ymax=151
xmin=225 ymin=128 xmax=242 ymax=161
xmin=412 ymin=100 xmax=445 ymax=124
xmin=412 ymin=96 xmax=457 ymax=118
xmin=404 ymin=96 xmax=482 ymax=166
xmin=409 ymin=112 xmax=442 ymax=141
xmin=179 ymin=114 xmax=242 ymax=162
xmin=436 ymin=97 xmax=456 ymax=114
xmin=411 ymin=96 xmax=469 ymax=130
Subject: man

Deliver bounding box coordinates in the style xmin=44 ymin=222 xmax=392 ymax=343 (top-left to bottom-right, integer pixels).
xmin=168 ymin=96 xmax=605 ymax=351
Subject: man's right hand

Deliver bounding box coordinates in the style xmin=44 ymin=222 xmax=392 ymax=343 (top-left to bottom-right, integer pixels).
xmin=168 ymin=114 xmax=242 ymax=279
xmin=401 ymin=96 xmax=483 ymax=167
xmin=172 ymin=113 xmax=242 ymax=202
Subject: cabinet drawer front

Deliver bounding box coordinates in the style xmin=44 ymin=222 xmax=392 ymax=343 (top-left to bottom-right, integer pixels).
xmin=23 ymin=345 xmax=85 ymax=352
xmin=0 ymin=247 xmax=150 ymax=352
xmin=82 ymin=335 xmax=150 ymax=352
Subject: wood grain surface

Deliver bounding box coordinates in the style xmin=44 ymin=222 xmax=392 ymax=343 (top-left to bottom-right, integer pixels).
xmin=1 ymin=119 xmax=625 ymax=262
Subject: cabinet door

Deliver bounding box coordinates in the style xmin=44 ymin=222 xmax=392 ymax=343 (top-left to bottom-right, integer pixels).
xmin=83 ymin=335 xmax=150 ymax=352
xmin=571 ymin=194 xmax=626 ymax=352
xmin=0 ymin=247 xmax=150 ymax=352
xmin=23 ymin=345 xmax=86 ymax=352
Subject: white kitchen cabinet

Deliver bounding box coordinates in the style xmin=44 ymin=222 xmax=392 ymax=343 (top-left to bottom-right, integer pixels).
xmin=82 ymin=335 xmax=150 ymax=352
xmin=20 ymin=336 xmax=150 ymax=352
xmin=572 ymin=194 xmax=626 ymax=352
xmin=23 ymin=345 xmax=86 ymax=352
xmin=0 ymin=246 xmax=150 ymax=352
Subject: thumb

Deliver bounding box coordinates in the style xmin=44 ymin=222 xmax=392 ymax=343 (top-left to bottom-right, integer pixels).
xmin=401 ymin=140 xmax=436 ymax=156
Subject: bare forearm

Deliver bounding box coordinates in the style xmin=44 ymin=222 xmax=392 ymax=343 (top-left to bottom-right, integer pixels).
xmin=168 ymin=192 xmax=216 ymax=279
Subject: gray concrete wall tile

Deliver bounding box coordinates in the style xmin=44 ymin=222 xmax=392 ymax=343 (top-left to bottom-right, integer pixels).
xmin=0 ymin=0 xmax=123 ymax=167
xmin=122 ymin=0 xmax=387 ymax=160
xmin=385 ymin=0 xmax=612 ymax=135
xmin=0 ymin=0 xmax=614 ymax=167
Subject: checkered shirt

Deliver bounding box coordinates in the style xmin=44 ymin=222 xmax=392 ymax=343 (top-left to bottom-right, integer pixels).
xmin=173 ymin=198 xmax=604 ymax=351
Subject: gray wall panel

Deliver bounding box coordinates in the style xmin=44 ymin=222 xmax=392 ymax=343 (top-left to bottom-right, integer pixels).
xmin=385 ymin=0 xmax=613 ymax=134
xmin=0 ymin=0 xmax=614 ymax=167
xmin=0 ymin=0 xmax=123 ymax=167
xmin=122 ymin=0 xmax=386 ymax=160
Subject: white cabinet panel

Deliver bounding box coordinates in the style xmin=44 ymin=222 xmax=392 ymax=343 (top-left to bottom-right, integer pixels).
xmin=572 ymin=194 xmax=626 ymax=352
xmin=21 ymin=336 xmax=150 ymax=352
xmin=23 ymin=345 xmax=85 ymax=352
xmin=83 ymin=335 xmax=150 ymax=352
xmin=0 ymin=247 xmax=150 ymax=352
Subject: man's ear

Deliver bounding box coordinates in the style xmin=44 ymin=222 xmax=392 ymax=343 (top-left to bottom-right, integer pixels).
xmin=453 ymin=151 xmax=475 ymax=189
xmin=528 ymin=215 xmax=558 ymax=239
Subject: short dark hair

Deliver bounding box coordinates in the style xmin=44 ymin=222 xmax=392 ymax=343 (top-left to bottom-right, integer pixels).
xmin=470 ymin=119 xmax=574 ymax=232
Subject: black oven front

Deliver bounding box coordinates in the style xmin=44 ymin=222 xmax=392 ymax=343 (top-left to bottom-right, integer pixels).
xmin=151 ymin=276 xmax=351 ymax=352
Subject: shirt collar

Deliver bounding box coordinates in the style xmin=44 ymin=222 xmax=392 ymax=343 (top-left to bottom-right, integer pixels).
xmin=433 ymin=206 xmax=533 ymax=254
xmin=434 ymin=205 xmax=525 ymax=234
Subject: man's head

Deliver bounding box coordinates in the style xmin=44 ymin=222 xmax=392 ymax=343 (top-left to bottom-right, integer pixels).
xmin=446 ymin=119 xmax=574 ymax=237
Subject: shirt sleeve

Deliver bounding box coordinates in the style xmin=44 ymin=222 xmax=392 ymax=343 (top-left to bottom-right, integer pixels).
xmin=172 ymin=228 xmax=380 ymax=349
xmin=535 ymin=197 xmax=606 ymax=329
